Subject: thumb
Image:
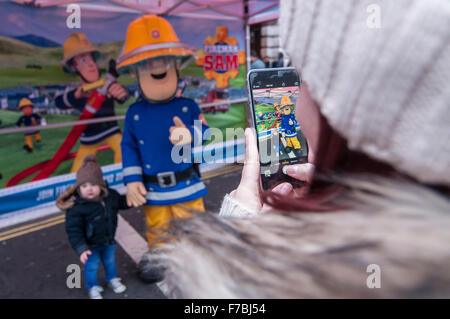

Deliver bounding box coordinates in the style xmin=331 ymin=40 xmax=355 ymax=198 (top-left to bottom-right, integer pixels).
xmin=173 ymin=116 xmax=185 ymax=127
xmin=285 ymin=163 xmax=315 ymax=184
xmin=240 ymin=128 xmax=260 ymax=187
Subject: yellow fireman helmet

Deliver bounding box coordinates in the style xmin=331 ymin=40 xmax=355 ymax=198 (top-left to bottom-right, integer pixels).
xmin=60 ymin=33 xmax=101 ymax=72
xmin=18 ymin=97 xmax=33 ymax=110
xmin=280 ymin=96 xmax=295 ymax=108
xmin=117 ymin=15 xmax=193 ymax=72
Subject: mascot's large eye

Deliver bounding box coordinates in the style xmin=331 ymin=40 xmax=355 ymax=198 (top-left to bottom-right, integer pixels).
xmin=138 ymin=57 xmax=176 ymax=75
xmin=151 ymin=72 xmax=167 ymax=80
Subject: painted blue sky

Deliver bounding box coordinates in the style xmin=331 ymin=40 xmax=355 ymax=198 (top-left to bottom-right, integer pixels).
xmin=0 ymin=1 xmax=245 ymax=49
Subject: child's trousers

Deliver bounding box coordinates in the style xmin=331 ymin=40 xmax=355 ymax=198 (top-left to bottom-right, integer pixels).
xmin=84 ymin=244 xmax=118 ymax=290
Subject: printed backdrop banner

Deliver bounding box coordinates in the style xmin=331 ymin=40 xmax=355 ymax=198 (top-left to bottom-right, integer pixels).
xmin=0 ymin=1 xmax=248 ymax=214
xmin=0 ymin=141 xmax=245 ymax=216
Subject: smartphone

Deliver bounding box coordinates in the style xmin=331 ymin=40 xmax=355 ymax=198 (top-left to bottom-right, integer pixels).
xmin=247 ymin=67 xmax=308 ymax=190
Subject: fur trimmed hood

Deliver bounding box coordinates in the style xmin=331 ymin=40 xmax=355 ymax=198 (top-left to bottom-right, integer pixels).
xmin=55 ymin=185 xmax=78 ymax=211
xmin=157 ymin=176 xmax=450 ymax=298
xmin=55 ymin=183 xmax=109 ymax=211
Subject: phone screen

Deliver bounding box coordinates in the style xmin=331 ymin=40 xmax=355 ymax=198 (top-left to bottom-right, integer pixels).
xmin=248 ymin=68 xmax=308 ymax=189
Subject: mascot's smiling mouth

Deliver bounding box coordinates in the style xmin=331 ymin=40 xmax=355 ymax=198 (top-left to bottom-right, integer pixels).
xmin=151 ymin=72 xmax=167 ymax=80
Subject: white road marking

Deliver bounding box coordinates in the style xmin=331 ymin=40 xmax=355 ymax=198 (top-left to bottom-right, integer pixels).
xmin=115 ymin=215 xmax=148 ymax=264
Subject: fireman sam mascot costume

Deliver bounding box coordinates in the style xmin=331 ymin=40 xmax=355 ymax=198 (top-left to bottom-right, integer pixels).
xmin=116 ymin=15 xmax=209 ymax=283
xmin=16 ymin=98 xmax=44 ymax=153
xmin=279 ymin=95 xmax=302 ymax=156
xmin=55 ymin=32 xmax=128 ymax=173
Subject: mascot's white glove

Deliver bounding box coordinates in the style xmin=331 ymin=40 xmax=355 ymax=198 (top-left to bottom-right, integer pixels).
xmin=126 ymin=182 xmax=147 ymax=207
xmin=169 ymin=116 xmax=192 ymax=145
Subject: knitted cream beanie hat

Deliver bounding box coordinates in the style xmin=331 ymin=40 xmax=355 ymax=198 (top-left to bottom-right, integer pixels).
xmin=280 ymin=0 xmax=450 ymax=185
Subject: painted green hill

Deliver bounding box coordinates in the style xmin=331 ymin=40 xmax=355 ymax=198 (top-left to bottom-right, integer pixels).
xmin=0 ymin=37 xmax=138 ymax=88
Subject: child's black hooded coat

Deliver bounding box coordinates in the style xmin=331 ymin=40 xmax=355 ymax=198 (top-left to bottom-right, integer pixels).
xmin=57 ymin=185 xmax=129 ymax=255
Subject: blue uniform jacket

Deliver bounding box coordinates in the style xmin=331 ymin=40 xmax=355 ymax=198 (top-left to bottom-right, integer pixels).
xmin=55 ymin=88 xmax=121 ymax=145
xmin=121 ymin=97 xmax=209 ymax=206
xmin=16 ymin=113 xmax=41 ymax=136
xmin=280 ymin=114 xmax=299 ymax=137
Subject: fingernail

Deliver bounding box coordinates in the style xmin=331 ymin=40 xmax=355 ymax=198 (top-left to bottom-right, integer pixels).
xmin=286 ymin=166 xmax=297 ymax=175
xmin=280 ymin=183 xmax=292 ymax=195
xmin=273 ymin=183 xmax=292 ymax=195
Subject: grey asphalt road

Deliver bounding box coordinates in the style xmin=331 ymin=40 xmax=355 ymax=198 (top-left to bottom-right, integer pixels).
xmin=0 ymin=167 xmax=242 ymax=299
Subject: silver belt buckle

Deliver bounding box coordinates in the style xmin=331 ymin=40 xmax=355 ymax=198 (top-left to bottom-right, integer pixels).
xmin=156 ymin=171 xmax=176 ymax=188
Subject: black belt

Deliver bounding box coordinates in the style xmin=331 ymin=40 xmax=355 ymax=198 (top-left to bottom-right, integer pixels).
xmin=143 ymin=166 xmax=196 ymax=188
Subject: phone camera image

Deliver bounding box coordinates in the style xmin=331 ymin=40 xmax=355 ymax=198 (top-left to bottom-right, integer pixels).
xmin=248 ymin=68 xmax=308 ymax=188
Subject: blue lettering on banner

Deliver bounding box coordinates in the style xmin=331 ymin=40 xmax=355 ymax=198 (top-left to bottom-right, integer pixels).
xmin=0 ymin=167 xmax=124 ymax=216
xmin=0 ymin=141 xmax=245 ymax=216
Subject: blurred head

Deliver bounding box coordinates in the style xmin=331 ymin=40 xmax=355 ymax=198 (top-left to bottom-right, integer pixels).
xmin=22 ymin=105 xmax=33 ymax=116
xmin=135 ymin=57 xmax=180 ymax=103
xmin=281 ymin=105 xmax=292 ymax=115
xmin=250 ymin=50 xmax=259 ymax=62
xmin=72 ymin=52 xmax=99 ymax=83
xmin=280 ymin=0 xmax=450 ymax=186
xmin=79 ymin=182 xmax=101 ymax=200
xmin=216 ymin=26 xmax=228 ymax=42
xmin=75 ymin=155 xmax=107 ymax=199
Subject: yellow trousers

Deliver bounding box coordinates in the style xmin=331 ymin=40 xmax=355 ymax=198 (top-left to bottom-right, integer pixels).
xmin=25 ymin=133 xmax=41 ymax=149
xmin=143 ymin=197 xmax=205 ymax=248
xmin=285 ymin=136 xmax=301 ymax=149
xmin=71 ymin=133 xmax=122 ymax=173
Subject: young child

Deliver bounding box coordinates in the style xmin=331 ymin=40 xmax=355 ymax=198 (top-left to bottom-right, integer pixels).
xmin=56 ymin=155 xmax=129 ymax=299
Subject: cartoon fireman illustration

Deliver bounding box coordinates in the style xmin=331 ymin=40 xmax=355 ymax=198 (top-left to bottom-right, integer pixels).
xmin=274 ymin=102 xmax=280 ymax=115
xmin=279 ymin=96 xmax=302 ymax=155
xmin=196 ymin=26 xmax=246 ymax=88
xmin=116 ymin=15 xmax=209 ymax=282
xmin=55 ymin=32 xmax=128 ymax=172
xmin=16 ymin=98 xmax=44 ymax=153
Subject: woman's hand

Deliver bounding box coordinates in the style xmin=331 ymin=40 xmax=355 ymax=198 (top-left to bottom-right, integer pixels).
xmin=230 ymin=128 xmax=315 ymax=213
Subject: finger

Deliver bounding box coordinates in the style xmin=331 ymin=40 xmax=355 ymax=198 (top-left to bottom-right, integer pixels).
xmin=169 ymin=135 xmax=178 ymax=145
xmin=133 ymin=191 xmax=145 ymax=206
xmin=109 ymin=82 xmax=120 ymax=91
xmin=112 ymin=86 xmax=126 ymax=97
xmin=128 ymin=193 xmax=137 ymax=207
xmin=116 ymin=91 xmax=127 ymax=100
xmin=87 ymin=250 xmax=91 ymax=255
xmin=240 ymin=128 xmax=260 ymax=187
xmin=169 ymin=133 xmax=182 ymax=145
xmin=135 ymin=192 xmax=146 ymax=204
xmin=131 ymin=193 xmax=140 ymax=207
xmin=271 ymin=182 xmax=293 ymax=196
xmin=138 ymin=183 xmax=147 ymax=196
xmin=173 ymin=116 xmax=185 ymax=127
xmin=285 ymin=163 xmax=315 ymax=183
xmin=109 ymin=87 xmax=121 ymax=97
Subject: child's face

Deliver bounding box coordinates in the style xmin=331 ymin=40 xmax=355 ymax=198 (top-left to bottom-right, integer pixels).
xmin=79 ymin=182 xmax=101 ymax=200
xmin=22 ymin=106 xmax=33 ymax=116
